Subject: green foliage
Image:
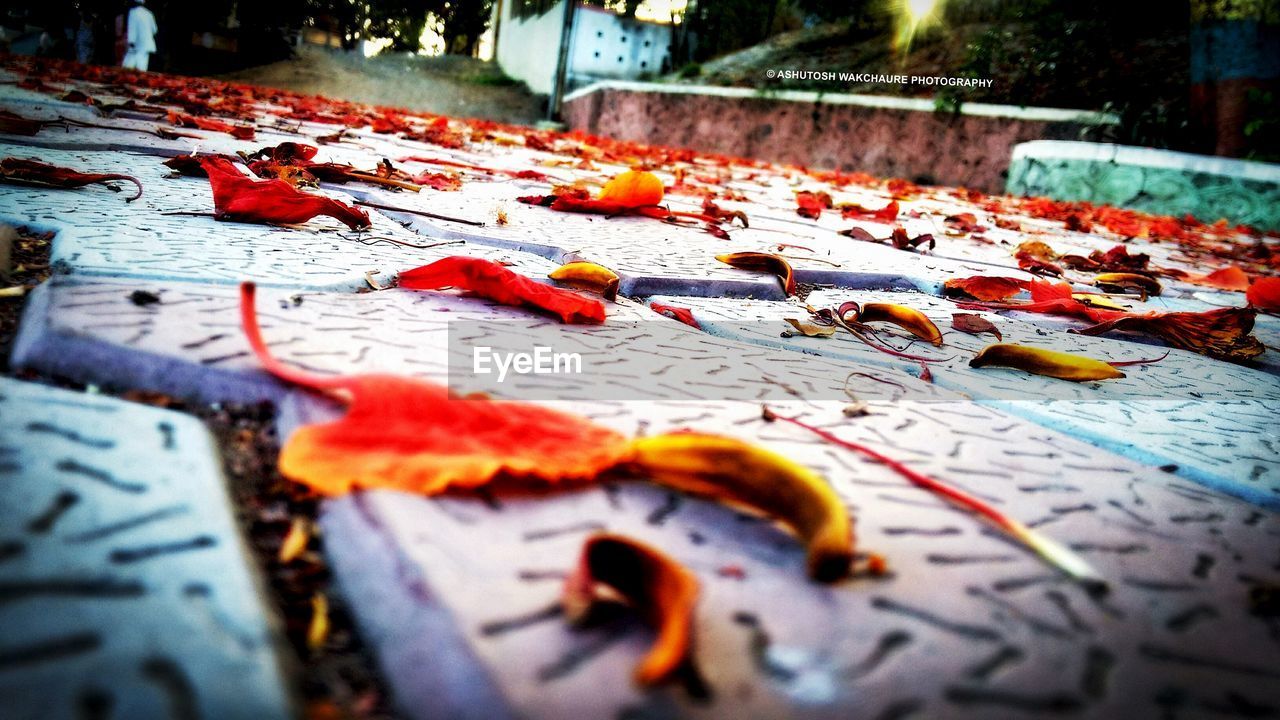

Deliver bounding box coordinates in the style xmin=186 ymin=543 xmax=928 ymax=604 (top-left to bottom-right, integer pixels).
xmin=1243 ymin=89 xmax=1280 ymax=162
xmin=677 ymin=62 xmax=703 ymax=78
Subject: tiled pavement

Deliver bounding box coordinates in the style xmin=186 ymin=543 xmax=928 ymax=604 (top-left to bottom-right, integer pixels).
xmin=2 ymin=66 xmax=1279 ymax=720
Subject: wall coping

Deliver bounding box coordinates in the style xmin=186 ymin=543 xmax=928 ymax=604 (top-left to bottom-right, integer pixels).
xmin=563 ymin=80 xmax=1121 ymax=125
xmin=1012 ymin=140 xmax=1280 ymax=184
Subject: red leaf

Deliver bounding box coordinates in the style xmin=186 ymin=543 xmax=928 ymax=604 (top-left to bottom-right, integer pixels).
xmin=951 ymin=313 xmax=1003 ymax=341
xmin=1246 ymin=277 xmax=1280 ymax=311
xmin=795 ymin=190 xmax=833 ymax=219
xmin=840 ymin=200 xmax=899 ymax=223
xmin=168 ymin=111 xmax=255 ymax=140
xmin=398 ymin=256 xmax=606 ymax=324
xmin=943 ymin=276 xmax=1028 ymax=302
xmin=238 ymin=283 xmax=629 ymax=496
xmin=1 ymin=157 xmax=142 ymax=201
xmin=198 ymin=156 xmax=370 ymax=229
xmin=649 ymin=301 xmax=701 ymax=329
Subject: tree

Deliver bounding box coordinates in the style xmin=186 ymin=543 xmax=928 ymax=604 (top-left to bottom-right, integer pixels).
xmin=581 ymin=0 xmax=644 ymax=18
xmin=440 ymin=0 xmax=493 ymax=55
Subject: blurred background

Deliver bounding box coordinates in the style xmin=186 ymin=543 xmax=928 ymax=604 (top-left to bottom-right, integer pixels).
xmin=3 ymin=0 xmax=1275 ymax=160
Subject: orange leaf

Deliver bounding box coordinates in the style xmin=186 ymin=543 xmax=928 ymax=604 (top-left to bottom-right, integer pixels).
xmin=398 ymin=256 xmax=606 ymax=324
xmin=239 ymin=283 xmax=630 ymax=495
xmin=1185 ymin=266 xmax=1251 ymax=292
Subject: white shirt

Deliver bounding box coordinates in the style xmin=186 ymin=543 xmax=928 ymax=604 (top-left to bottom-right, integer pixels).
xmin=127 ymin=6 xmax=158 ymax=55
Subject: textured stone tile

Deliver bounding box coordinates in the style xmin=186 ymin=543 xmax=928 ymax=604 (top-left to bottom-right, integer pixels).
xmin=11 ymin=277 xmax=940 ymax=407
xmin=319 ymin=398 xmax=1280 ymax=720
xmin=0 ymin=377 xmax=291 ymax=720
xmin=0 ymin=143 xmax=558 ymax=290
xmin=648 ymin=290 xmax=1280 ymax=508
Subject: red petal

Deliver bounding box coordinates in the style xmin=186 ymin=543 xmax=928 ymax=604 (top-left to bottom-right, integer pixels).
xmin=398 ymin=256 xmax=606 ymax=324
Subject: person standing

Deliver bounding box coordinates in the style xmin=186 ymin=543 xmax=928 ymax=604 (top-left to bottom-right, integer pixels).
xmin=121 ymin=0 xmax=158 ymax=72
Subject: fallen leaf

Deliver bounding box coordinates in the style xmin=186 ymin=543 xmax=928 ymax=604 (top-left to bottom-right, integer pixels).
xmin=563 ymin=533 xmax=699 ymax=685
xmin=400 ymin=256 xmax=606 ymax=324
xmin=1073 ymin=307 xmax=1264 ymax=362
xmin=952 ymin=313 xmax=1002 ymax=341
xmin=650 ymin=301 xmax=701 ymax=329
xmin=839 ymin=200 xmax=898 ymax=223
xmin=1247 ymin=277 xmax=1280 ymax=310
xmin=199 ymin=157 xmax=369 ymax=229
xmin=795 ymin=190 xmax=833 ymax=219
xmin=624 ymin=433 xmax=853 ymax=581
xmin=1093 ymin=272 xmax=1162 ymax=299
xmin=715 ymin=252 xmax=796 ymax=295
xmin=1 ymin=157 xmax=142 ymax=201
xmin=1180 ymin=266 xmax=1251 ymax=291
xmin=970 ymin=343 xmax=1126 ymax=382
xmin=240 ymin=282 xmax=630 ymax=495
xmin=943 ymin=276 xmax=1028 ymax=302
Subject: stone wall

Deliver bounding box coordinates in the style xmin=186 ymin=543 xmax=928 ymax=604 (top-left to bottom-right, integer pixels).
xmin=1008 ymin=140 xmax=1280 ymax=231
xmin=562 ymin=82 xmax=1118 ymax=193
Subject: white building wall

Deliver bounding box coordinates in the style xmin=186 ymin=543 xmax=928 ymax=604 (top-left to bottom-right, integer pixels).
xmin=567 ymin=6 xmax=673 ymax=82
xmin=493 ymin=0 xmax=568 ymax=96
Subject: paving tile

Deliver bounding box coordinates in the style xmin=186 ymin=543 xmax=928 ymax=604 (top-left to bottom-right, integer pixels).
xmin=0 ymin=143 xmax=558 ymax=290
xmin=11 ymin=277 xmax=941 ymax=407
xmin=647 ymin=290 xmax=1280 ymax=508
xmin=319 ymin=398 xmax=1280 ymax=720
xmin=0 ymin=377 xmax=291 ymax=720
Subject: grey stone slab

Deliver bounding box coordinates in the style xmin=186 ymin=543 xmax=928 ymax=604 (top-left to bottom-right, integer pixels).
xmin=318 ymin=397 xmax=1280 ymax=720
xmin=647 ymin=290 xmax=1280 ymax=509
xmin=0 ymin=143 xmax=558 ymax=290
xmin=0 ymin=377 xmax=292 ymax=720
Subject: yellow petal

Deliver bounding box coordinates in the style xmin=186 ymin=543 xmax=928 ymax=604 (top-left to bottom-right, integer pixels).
xmin=624 ymin=432 xmax=853 ymax=581
xmin=784 ymin=318 xmax=837 ymax=337
xmin=548 ymin=261 xmax=620 ymax=301
xmin=970 ymin=343 xmax=1125 ymax=382
xmin=278 ymin=517 xmax=310 ymax=563
xmin=856 ymin=303 xmax=944 ymax=345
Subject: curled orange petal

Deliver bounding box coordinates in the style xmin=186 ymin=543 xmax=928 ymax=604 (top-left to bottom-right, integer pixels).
xmin=856 ymin=303 xmax=944 ymax=346
xmin=597 ymin=169 xmax=664 ymax=208
xmin=563 ymin=534 xmax=698 ymax=686
xmin=715 ymin=252 xmax=796 ymax=295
